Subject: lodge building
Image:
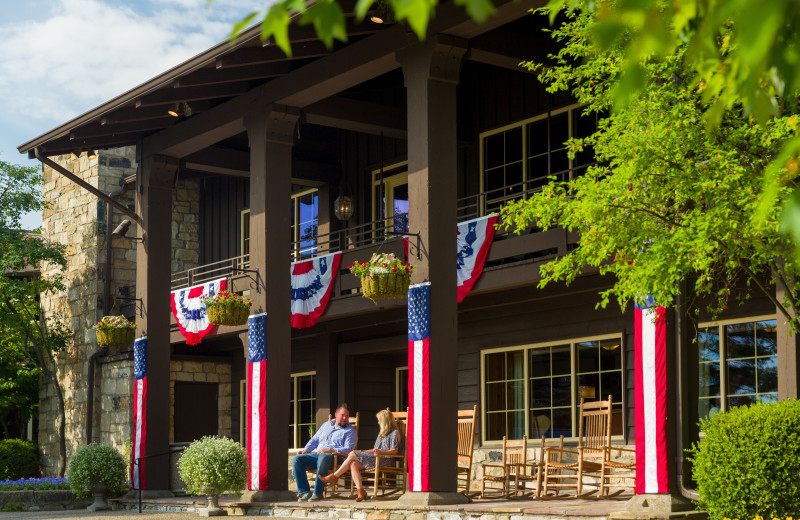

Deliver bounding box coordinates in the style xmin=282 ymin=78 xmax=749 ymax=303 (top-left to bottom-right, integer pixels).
xmin=19 ymin=0 xmax=794 ymax=502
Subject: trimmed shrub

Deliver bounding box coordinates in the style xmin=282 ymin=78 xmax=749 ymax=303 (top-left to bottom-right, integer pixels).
xmin=178 ymin=436 xmax=247 ymax=498
xmin=66 ymin=444 xmax=127 ymax=498
xmin=688 ymin=399 xmax=800 ymax=520
xmin=0 ymin=439 xmax=39 ymax=480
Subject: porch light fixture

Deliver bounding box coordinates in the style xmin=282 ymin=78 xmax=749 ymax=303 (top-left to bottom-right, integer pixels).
xmin=370 ymin=1 xmax=394 ymax=24
xmin=168 ymin=103 xmax=180 ymax=117
xmin=168 ymin=102 xmax=193 ymax=118
xmin=334 ymin=187 xmax=354 ymax=221
xmin=87 ymin=150 xmax=97 ymax=160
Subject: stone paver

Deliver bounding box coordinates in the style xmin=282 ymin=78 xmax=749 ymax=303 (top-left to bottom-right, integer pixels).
xmin=0 ymin=511 xmax=194 ymax=520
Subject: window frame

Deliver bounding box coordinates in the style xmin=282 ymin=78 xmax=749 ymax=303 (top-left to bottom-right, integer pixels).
xmin=478 ymin=103 xmax=597 ymax=214
xmin=289 ymin=370 xmax=317 ymax=450
xmin=240 ymin=187 xmax=320 ymax=260
xmin=696 ymin=314 xmax=777 ymax=417
xmin=396 ymin=366 xmax=409 ymax=412
xmin=479 ymin=332 xmax=624 ymax=446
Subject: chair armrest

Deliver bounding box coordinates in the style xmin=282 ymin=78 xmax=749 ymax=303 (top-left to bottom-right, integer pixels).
xmin=544 ymin=447 xmax=578 ymax=456
xmin=604 ymin=446 xmax=636 ymax=454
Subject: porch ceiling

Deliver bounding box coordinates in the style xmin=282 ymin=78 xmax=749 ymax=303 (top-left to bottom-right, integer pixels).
xmin=18 ymin=0 xmax=540 ymax=160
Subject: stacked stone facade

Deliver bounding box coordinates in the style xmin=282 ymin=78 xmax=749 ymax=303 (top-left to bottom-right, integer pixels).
xmin=38 ymin=147 xmax=200 ymax=475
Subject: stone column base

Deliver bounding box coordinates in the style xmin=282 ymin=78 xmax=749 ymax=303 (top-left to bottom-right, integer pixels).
xmin=239 ymin=489 xmax=298 ymax=503
xmin=397 ymin=491 xmax=470 ymax=506
xmin=608 ymin=493 xmax=700 ymax=519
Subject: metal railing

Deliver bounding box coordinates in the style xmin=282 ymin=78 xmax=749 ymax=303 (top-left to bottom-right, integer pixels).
xmin=133 ymin=446 xmax=185 ymax=514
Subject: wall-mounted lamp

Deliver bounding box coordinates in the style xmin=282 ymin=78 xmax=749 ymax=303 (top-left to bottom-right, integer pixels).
xmin=87 ymin=150 xmax=97 ymax=160
xmin=111 ymin=219 xmax=144 ymax=243
xmin=334 ymin=182 xmax=354 ymax=221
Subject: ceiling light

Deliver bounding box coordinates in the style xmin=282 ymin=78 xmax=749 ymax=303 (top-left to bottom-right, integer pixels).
xmin=87 ymin=150 xmax=97 ymax=160
xmin=168 ymin=103 xmax=180 ymax=117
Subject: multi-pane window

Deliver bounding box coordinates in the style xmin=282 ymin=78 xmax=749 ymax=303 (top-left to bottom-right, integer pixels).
xmin=480 ymin=105 xmax=603 ymax=212
xmin=697 ymin=317 xmax=777 ymax=421
xmin=240 ymin=188 xmax=319 ymax=260
xmin=289 ymin=372 xmax=317 ymax=449
xmin=482 ymin=335 xmax=623 ymax=443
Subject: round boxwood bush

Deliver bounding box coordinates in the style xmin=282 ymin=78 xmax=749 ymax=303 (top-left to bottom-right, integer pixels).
xmin=0 ymin=439 xmax=39 ymax=480
xmin=178 ymin=436 xmax=247 ymax=498
xmin=688 ymin=399 xmax=800 ymax=520
xmin=66 ymin=443 xmax=128 ymax=497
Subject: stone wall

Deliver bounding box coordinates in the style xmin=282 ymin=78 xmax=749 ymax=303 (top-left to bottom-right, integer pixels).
xmin=38 ymin=147 xmax=201 ymax=475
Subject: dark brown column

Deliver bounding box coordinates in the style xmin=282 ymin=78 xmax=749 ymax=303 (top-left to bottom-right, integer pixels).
xmin=315 ymin=333 xmax=338 ymax=428
xmin=776 ymin=276 xmax=800 ymax=398
xmin=241 ymin=104 xmax=299 ymax=500
xmin=135 ymin=152 xmax=178 ymax=495
xmin=397 ymin=35 xmax=467 ymax=504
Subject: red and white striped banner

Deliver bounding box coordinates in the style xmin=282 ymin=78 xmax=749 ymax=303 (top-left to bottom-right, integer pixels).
xmin=246 ymin=313 xmax=268 ymax=490
xmin=407 ymin=282 xmax=431 ymax=492
xmin=132 ymin=337 xmax=148 ymax=489
xmin=634 ymin=301 xmax=669 ymax=494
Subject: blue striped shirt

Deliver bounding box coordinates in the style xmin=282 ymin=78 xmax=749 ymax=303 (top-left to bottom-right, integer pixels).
xmin=304 ymin=420 xmax=357 ymax=455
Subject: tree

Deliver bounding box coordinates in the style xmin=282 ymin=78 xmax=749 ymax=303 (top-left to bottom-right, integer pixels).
xmin=0 ymin=159 xmax=71 ymax=475
xmin=500 ymin=8 xmax=800 ymax=324
xmin=225 ymin=0 xmax=495 ymax=56
xmin=543 ymin=0 xmax=800 ymax=261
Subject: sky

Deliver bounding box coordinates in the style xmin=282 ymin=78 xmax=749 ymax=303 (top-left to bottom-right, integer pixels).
xmin=0 ymin=0 xmax=265 ymax=230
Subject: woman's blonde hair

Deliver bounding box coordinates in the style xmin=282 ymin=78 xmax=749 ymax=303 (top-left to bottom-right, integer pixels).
xmin=376 ymin=409 xmax=397 ymax=438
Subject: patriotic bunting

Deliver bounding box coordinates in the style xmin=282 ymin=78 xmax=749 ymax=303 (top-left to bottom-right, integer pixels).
xmin=456 ymin=214 xmax=498 ymax=302
xmin=170 ymin=278 xmax=226 ymax=345
xmin=290 ymin=252 xmax=341 ymax=329
xmin=132 ymin=337 xmax=148 ymax=490
xmin=246 ymin=313 xmax=268 ymax=490
xmin=407 ymin=282 xmax=431 ymax=492
xmin=634 ymin=297 xmax=669 ymax=494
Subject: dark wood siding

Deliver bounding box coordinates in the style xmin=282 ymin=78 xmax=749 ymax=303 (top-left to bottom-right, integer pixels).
xmin=200 ymin=176 xmax=249 ymax=264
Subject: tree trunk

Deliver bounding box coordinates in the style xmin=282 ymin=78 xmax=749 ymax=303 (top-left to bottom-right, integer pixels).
xmin=52 ymin=370 xmax=67 ymax=476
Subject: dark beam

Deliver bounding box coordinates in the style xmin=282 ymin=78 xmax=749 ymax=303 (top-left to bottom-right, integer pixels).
xmin=279 ymin=17 xmax=383 ymax=44
xmin=134 ymin=82 xmax=251 ymax=108
xmin=216 ymin=41 xmax=330 ymax=68
xmin=305 ymin=97 xmax=406 ymax=138
xmin=36 ymin=135 xmax=148 ymax=158
xmin=101 ymin=101 xmax=216 ymax=124
xmin=71 ymin=117 xmax=179 ymax=140
xmin=467 ymin=28 xmax=547 ymax=73
xmin=174 ymin=63 xmax=291 ymax=87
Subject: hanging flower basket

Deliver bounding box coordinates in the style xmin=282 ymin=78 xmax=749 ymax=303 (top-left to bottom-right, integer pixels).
xmin=93 ymin=316 xmax=136 ymax=348
xmin=348 ymin=253 xmax=414 ymax=302
xmin=202 ymin=290 xmax=252 ymax=326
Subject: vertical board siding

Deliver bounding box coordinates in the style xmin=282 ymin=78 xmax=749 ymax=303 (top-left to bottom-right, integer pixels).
xmin=200 ymin=176 xmax=249 ymax=264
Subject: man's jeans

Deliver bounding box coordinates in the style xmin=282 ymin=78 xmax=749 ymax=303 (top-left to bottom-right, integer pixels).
xmin=292 ymin=453 xmax=335 ymax=495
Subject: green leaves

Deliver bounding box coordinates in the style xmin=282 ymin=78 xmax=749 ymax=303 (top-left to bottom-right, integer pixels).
xmin=299 ymin=0 xmax=348 ymax=50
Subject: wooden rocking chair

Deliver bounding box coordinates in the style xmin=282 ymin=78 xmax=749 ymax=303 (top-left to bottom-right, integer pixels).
xmin=479 ymin=435 xmax=528 ymax=499
xmin=359 ymin=408 xmax=408 ymax=500
xmin=509 ymin=434 xmax=565 ymax=498
xmin=541 ymin=396 xmax=634 ymax=498
xmin=456 ymin=405 xmax=478 ymax=496
xmin=311 ymin=412 xmax=360 ymax=498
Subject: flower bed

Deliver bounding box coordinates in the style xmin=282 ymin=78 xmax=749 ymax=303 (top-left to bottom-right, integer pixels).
xmin=0 ymin=478 xmax=91 ymax=512
xmin=93 ymin=316 xmax=136 ymax=347
xmin=348 ymin=253 xmax=414 ymax=301
xmin=0 ymin=477 xmax=69 ymax=491
xmin=202 ymin=290 xmax=251 ymax=326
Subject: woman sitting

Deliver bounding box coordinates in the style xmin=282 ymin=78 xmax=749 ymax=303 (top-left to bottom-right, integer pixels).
xmin=321 ymin=409 xmax=401 ymax=501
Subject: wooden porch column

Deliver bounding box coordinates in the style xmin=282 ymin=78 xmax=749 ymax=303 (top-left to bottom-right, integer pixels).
xmin=135 ymin=152 xmax=178 ymax=495
xmin=240 ymin=104 xmax=299 ymax=501
xmin=776 ymin=275 xmax=800 ymax=399
xmin=397 ymin=35 xmax=468 ymax=505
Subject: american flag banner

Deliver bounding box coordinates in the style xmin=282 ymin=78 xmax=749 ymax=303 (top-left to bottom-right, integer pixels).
xmin=407 ymin=282 xmax=431 ymax=492
xmin=634 ymin=298 xmax=669 ymax=494
xmin=246 ymin=313 xmax=268 ymax=490
xmin=132 ymin=337 xmax=148 ymax=489
xmin=290 ymin=252 xmax=342 ymax=329
xmin=170 ymin=278 xmax=226 ymax=345
xmin=456 ymin=214 xmax=498 ymax=302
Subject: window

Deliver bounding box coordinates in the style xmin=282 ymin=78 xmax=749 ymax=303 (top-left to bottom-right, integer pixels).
xmin=289 ymin=372 xmax=317 ymax=449
xmin=396 ymin=367 xmax=409 ymax=412
xmin=372 ymin=161 xmax=409 ymax=233
xmin=481 ymin=334 xmax=623 ymax=443
xmin=238 ymin=372 xmax=317 ymax=449
xmin=240 ymin=188 xmax=319 ymax=260
xmin=480 ymin=105 xmax=603 ymax=212
xmin=697 ymin=317 xmax=777 ymax=421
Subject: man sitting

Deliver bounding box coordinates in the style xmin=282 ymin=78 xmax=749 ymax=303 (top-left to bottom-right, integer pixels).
xmin=292 ymin=403 xmax=357 ymax=502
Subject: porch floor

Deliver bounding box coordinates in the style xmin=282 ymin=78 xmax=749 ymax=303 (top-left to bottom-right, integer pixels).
xmin=113 ymin=493 xmax=704 ymax=520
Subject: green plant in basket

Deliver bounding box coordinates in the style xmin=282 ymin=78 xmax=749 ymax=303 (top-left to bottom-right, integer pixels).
xmin=201 ymin=290 xmax=252 ymax=326
xmin=93 ymin=315 xmax=135 ymax=348
xmin=348 ymin=253 xmax=414 ymax=301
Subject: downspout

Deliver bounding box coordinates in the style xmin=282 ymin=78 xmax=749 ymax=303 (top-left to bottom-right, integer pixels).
xmin=86 ymin=176 xmax=128 ymax=444
xmin=674 ymin=284 xmax=700 ymax=501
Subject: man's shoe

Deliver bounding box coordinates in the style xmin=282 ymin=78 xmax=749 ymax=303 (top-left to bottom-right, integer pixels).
xmin=297 ymin=492 xmax=312 ymax=502
xmin=308 ymin=494 xmax=323 ymax=502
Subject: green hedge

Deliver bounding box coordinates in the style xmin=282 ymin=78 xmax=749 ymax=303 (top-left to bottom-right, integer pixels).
xmin=0 ymin=439 xmax=39 ymax=480
xmin=688 ymin=399 xmax=800 ymax=520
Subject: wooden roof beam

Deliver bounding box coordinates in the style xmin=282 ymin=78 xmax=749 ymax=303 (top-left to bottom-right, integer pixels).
xmin=174 ymin=62 xmax=292 ymax=87
xmin=100 ymin=100 xmax=216 ymax=124
xmin=182 ymin=146 xmax=337 ymax=184
xmin=304 ymin=97 xmax=406 ymax=138
xmin=134 ymin=82 xmax=251 ymax=108
xmin=71 ymin=117 xmax=179 ymax=140
xmin=216 ymin=41 xmax=330 ymax=68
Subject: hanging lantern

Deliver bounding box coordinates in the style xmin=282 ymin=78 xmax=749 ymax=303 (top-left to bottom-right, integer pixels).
xmin=334 ymin=185 xmax=353 ymax=221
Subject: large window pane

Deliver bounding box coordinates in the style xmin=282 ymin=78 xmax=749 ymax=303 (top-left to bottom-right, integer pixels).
xmin=484 ymin=350 xmax=525 ymax=440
